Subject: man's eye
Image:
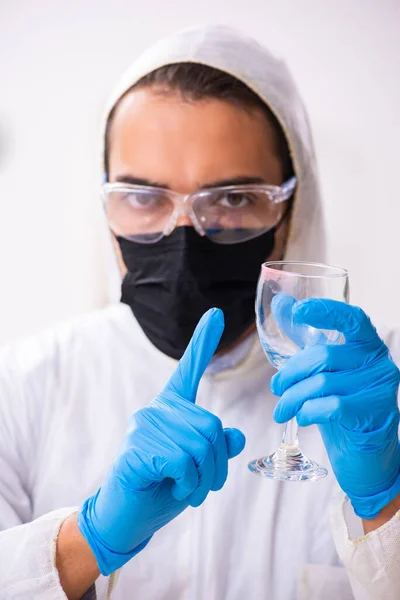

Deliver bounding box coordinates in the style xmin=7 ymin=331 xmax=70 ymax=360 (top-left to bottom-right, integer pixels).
xmin=122 ymin=193 xmax=160 ymax=209
xmin=216 ymin=193 xmax=255 ymax=209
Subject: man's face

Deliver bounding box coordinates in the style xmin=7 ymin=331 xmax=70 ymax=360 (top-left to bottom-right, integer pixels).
xmin=108 ymin=87 xmax=290 ymax=275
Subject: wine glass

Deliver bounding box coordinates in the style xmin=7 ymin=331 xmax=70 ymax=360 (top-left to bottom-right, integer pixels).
xmin=248 ymin=261 xmax=349 ymax=481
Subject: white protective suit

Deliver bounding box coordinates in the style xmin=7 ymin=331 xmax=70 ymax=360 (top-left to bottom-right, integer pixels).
xmin=1 ymin=25 xmax=400 ymax=600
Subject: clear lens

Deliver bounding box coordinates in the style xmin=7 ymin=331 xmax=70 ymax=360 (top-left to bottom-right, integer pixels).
xmin=102 ymin=182 xmax=292 ymax=245
xmin=103 ymin=186 xmax=174 ymax=243
xmin=191 ymin=188 xmax=284 ymax=244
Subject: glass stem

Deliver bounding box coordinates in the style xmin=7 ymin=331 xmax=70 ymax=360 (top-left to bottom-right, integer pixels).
xmin=280 ymin=418 xmax=300 ymax=453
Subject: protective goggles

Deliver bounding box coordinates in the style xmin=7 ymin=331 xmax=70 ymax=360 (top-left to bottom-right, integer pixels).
xmin=101 ymin=176 xmax=296 ymax=245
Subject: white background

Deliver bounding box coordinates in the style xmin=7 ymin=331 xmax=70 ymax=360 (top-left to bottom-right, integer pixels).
xmin=0 ymin=0 xmax=399 ymax=345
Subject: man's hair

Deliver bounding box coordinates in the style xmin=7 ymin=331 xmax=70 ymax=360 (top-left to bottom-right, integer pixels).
xmin=104 ymin=63 xmax=294 ymax=180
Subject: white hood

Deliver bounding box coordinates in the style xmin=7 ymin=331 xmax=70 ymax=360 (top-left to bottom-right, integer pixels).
xmin=102 ymin=25 xmax=326 ymax=300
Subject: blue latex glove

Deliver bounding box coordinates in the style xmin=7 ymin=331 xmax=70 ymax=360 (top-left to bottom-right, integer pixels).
xmin=78 ymin=308 xmax=245 ymax=575
xmin=271 ymin=298 xmax=400 ymax=519
xmin=271 ymin=293 xmax=328 ymax=349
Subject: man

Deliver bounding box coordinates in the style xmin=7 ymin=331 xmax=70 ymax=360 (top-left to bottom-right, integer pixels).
xmin=0 ymin=25 xmax=399 ymax=600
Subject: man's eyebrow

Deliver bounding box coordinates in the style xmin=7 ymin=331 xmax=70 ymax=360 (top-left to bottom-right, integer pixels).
xmin=114 ymin=175 xmax=170 ymax=188
xmin=202 ymin=176 xmax=267 ymax=188
xmin=113 ymin=174 xmax=268 ymax=190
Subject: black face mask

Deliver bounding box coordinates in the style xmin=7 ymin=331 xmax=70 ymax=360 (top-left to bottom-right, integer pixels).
xmin=118 ymin=226 xmax=276 ymax=360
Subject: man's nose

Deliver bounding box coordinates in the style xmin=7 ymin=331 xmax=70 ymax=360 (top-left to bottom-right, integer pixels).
xmin=176 ymin=215 xmax=193 ymax=227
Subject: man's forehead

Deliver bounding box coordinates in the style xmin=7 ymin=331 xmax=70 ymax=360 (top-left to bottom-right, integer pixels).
xmin=107 ymin=87 xmax=284 ymax=190
xmin=110 ymin=87 xmax=279 ymax=147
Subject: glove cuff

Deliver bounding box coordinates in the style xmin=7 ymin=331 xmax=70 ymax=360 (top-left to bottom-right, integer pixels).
xmin=78 ymin=495 xmax=152 ymax=576
xmin=350 ymin=468 xmax=400 ymax=520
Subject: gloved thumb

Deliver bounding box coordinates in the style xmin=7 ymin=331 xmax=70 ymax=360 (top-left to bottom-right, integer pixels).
xmin=224 ymin=428 xmax=246 ymax=458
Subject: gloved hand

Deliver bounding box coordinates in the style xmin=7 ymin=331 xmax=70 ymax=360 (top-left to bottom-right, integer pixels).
xmin=78 ymin=308 xmax=245 ymax=575
xmin=270 ymin=298 xmax=400 ymax=520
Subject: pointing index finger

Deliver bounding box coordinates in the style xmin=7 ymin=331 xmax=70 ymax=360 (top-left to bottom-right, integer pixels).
xmin=167 ymin=308 xmax=224 ymax=403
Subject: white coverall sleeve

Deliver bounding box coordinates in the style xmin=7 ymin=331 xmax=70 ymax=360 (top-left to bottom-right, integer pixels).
xmin=331 ymin=495 xmax=400 ymax=600
xmin=0 ymin=341 xmax=113 ymax=599
xmin=0 ymin=508 xmax=85 ymax=599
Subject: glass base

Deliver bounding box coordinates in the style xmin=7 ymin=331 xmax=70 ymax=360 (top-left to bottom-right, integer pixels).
xmin=248 ymin=445 xmax=328 ymax=482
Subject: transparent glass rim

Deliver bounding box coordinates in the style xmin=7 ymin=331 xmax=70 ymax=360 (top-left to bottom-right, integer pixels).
xmin=261 ymin=260 xmax=348 ymax=279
